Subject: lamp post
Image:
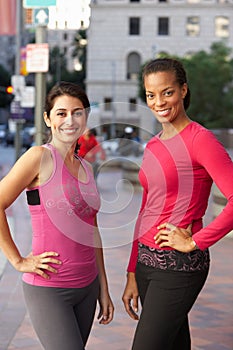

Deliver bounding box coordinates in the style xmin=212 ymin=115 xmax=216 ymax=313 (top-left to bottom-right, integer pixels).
xmin=111 ymin=61 xmax=116 ymax=139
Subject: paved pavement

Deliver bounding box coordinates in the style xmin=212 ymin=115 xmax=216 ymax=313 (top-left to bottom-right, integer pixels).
xmin=0 ymin=145 xmax=232 ymax=350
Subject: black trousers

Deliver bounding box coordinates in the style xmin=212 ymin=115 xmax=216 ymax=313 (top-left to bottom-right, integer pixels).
xmin=132 ymin=263 xmax=209 ymax=350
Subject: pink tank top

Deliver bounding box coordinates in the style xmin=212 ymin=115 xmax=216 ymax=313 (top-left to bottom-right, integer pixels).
xmin=23 ymin=144 xmax=100 ymax=288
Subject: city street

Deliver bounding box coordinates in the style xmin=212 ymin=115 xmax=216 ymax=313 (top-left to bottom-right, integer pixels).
xmin=0 ymin=145 xmax=232 ymax=350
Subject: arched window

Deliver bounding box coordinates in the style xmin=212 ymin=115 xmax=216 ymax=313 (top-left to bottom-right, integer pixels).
xmin=127 ymin=52 xmax=141 ymax=80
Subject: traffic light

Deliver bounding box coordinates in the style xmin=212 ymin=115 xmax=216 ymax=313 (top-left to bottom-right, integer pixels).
xmin=6 ymin=86 xmax=14 ymax=94
xmin=0 ymin=85 xmax=14 ymax=94
xmin=0 ymin=85 xmax=14 ymax=106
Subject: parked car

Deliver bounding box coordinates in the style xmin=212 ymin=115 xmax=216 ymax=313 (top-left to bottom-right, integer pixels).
xmin=101 ymin=139 xmax=120 ymax=156
xmin=5 ymin=125 xmax=35 ymax=149
xmin=22 ymin=126 xmax=35 ymax=149
xmin=5 ymin=130 xmax=14 ymax=146
xmin=0 ymin=124 xmax=7 ymax=144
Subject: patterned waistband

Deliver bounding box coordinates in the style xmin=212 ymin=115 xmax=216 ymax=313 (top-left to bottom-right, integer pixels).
xmin=138 ymin=242 xmax=210 ymax=272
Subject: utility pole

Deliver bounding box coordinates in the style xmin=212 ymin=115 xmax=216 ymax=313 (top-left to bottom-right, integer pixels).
xmin=21 ymin=1 xmax=52 ymax=146
xmin=111 ymin=61 xmax=116 ymax=139
xmin=14 ymin=0 xmax=24 ymax=161
xmin=34 ymin=25 xmax=47 ymax=146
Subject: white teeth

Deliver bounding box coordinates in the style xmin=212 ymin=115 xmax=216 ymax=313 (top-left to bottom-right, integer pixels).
xmin=157 ymin=109 xmax=170 ymax=116
xmin=62 ymin=129 xmax=76 ymax=134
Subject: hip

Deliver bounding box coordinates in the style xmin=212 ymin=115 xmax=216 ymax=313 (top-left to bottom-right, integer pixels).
xmin=22 ymin=263 xmax=98 ymax=288
xmin=138 ymin=242 xmax=210 ymax=272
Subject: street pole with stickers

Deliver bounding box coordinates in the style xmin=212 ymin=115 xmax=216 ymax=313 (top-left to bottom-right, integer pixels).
xmin=13 ymin=0 xmax=24 ymax=161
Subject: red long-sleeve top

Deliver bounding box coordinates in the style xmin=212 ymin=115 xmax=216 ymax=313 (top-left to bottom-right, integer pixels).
xmin=127 ymin=122 xmax=233 ymax=272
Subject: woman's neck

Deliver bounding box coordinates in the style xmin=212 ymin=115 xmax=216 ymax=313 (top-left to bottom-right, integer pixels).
xmin=50 ymin=140 xmax=76 ymax=161
xmin=160 ymin=117 xmax=191 ymax=140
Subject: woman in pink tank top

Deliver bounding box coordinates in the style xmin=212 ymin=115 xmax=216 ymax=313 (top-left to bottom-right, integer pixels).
xmin=0 ymin=81 xmax=114 ymax=350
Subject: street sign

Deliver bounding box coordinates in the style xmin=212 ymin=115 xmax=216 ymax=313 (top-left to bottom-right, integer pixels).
xmin=26 ymin=43 xmax=49 ymax=73
xmin=23 ymin=0 xmax=56 ymax=7
xmin=34 ymin=8 xmax=49 ymax=25
xmin=11 ymin=75 xmax=25 ymax=90
xmin=11 ymin=75 xmax=26 ymax=101
xmin=21 ymin=87 xmax=35 ymax=108
xmin=25 ymin=8 xmax=33 ymax=25
xmin=10 ymin=101 xmax=24 ymax=117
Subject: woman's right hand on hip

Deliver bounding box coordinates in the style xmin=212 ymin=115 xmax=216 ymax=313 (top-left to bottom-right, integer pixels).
xmin=15 ymin=251 xmax=62 ymax=279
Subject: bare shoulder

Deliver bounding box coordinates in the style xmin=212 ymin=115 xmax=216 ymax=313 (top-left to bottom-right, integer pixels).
xmin=0 ymin=146 xmax=50 ymax=205
xmin=3 ymin=146 xmax=51 ymax=187
xmin=20 ymin=145 xmax=47 ymax=161
xmin=23 ymin=146 xmax=53 ymax=187
xmin=18 ymin=145 xmax=53 ymax=168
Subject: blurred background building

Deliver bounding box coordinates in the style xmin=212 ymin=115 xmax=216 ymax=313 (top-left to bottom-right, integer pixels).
xmin=86 ymin=0 xmax=233 ymax=138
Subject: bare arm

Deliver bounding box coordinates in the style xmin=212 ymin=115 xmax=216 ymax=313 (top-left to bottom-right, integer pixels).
xmin=94 ymin=217 xmax=114 ymax=324
xmin=0 ymin=146 xmax=61 ymax=278
xmin=122 ymin=272 xmax=139 ymax=320
xmin=122 ymin=188 xmax=148 ymax=320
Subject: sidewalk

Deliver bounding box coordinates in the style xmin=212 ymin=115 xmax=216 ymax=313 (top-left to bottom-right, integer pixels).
xmin=0 ymin=150 xmax=232 ymax=350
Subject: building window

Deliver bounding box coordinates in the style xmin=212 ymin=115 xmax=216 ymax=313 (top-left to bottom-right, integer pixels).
xmin=104 ymin=97 xmax=112 ymax=111
xmin=215 ymin=16 xmax=229 ymax=38
xmin=127 ymin=52 xmax=141 ymax=80
xmin=159 ymin=0 xmax=167 ymax=2
xmin=129 ymin=98 xmax=137 ymax=112
xmin=63 ymin=32 xmax=67 ymax=40
xmin=129 ymin=17 xmax=140 ymax=35
xmin=130 ymin=0 xmax=140 ymax=2
xmin=158 ymin=17 xmax=169 ymax=35
xmin=186 ymin=16 xmax=200 ymax=36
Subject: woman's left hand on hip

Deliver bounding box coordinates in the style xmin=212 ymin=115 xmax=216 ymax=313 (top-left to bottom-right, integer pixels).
xmin=154 ymin=222 xmax=195 ymax=253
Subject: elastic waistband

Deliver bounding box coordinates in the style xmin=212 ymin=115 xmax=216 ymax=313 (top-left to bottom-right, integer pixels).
xmin=138 ymin=242 xmax=210 ymax=272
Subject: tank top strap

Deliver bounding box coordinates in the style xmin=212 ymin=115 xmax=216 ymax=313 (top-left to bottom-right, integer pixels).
xmin=42 ymin=143 xmax=62 ymax=179
xmin=42 ymin=143 xmax=68 ymax=169
xmin=44 ymin=144 xmax=94 ymax=184
xmin=74 ymin=153 xmax=94 ymax=184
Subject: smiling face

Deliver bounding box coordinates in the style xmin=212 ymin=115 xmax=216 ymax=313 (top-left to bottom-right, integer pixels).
xmin=144 ymin=71 xmax=188 ymax=126
xmin=44 ymin=94 xmax=87 ymax=146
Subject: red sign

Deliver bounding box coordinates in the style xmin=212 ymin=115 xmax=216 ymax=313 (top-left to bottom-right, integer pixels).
xmin=0 ymin=0 xmax=16 ymax=35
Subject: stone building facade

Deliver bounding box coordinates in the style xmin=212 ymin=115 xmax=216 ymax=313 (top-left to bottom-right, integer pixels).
xmin=86 ymin=0 xmax=233 ymax=139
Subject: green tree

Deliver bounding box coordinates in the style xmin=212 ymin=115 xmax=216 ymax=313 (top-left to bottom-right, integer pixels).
xmin=72 ymin=29 xmax=87 ymax=77
xmin=182 ymin=42 xmax=233 ymax=128
xmin=49 ymin=46 xmax=68 ymax=84
xmin=138 ymin=42 xmax=233 ymax=128
xmin=48 ymin=41 xmax=87 ymax=93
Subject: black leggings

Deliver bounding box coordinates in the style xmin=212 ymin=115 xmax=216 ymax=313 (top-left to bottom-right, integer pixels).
xmin=132 ymin=263 xmax=209 ymax=350
xmin=23 ymin=277 xmax=99 ymax=350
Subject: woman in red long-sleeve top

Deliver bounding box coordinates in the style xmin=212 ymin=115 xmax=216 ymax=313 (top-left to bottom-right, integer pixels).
xmin=122 ymin=58 xmax=233 ymax=350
